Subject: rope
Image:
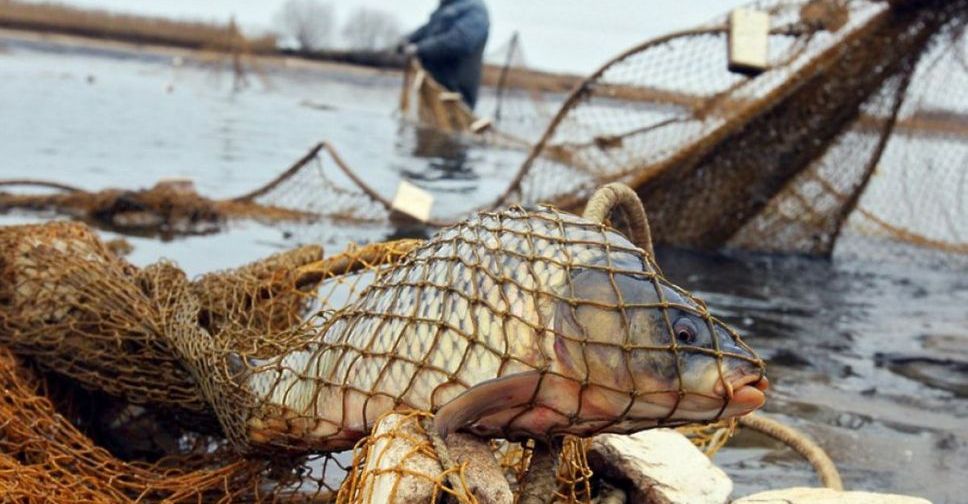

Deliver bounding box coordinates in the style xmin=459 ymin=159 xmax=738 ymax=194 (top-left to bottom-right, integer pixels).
xmin=582 ymin=183 xmax=654 ymax=258
xmin=739 ymin=413 xmax=843 ymax=491
xmin=0 ymin=179 xmax=84 ymax=192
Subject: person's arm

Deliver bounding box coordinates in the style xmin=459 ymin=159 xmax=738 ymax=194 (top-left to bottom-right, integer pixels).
xmin=415 ymin=7 xmax=488 ymax=60
xmin=407 ymin=22 xmax=432 ymax=44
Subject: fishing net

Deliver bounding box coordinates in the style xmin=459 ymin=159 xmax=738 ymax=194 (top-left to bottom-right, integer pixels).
xmin=398 ymin=57 xmax=541 ymax=154
xmin=212 ymin=204 xmax=764 ymax=455
xmin=498 ymin=0 xmax=968 ymax=264
xmin=0 ymin=220 xmax=417 ymax=501
xmin=0 ymin=189 xmax=765 ymax=501
xmin=0 ymin=143 xmax=387 ymax=238
xmin=1 ymin=1 xmax=964 ymax=264
xmin=398 ymin=33 xmax=559 ymax=147
xmin=482 ymin=32 xmax=562 ymax=143
xmin=234 ymin=0 xmax=968 ymax=264
xmin=0 ymin=221 xmax=208 ymax=416
xmin=271 ymin=0 xmax=968 ymax=263
xmin=399 ymin=59 xmax=485 ymax=135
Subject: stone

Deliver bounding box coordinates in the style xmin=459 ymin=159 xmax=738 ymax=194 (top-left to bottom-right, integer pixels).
xmin=734 ymin=487 xmax=932 ymax=504
xmin=446 ymin=433 xmax=514 ymax=504
xmin=587 ymin=428 xmax=732 ymax=504
xmin=358 ymin=413 xmax=442 ymax=504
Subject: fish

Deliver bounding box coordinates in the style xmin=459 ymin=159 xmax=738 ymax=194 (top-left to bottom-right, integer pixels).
xmin=241 ymin=207 xmax=766 ymax=451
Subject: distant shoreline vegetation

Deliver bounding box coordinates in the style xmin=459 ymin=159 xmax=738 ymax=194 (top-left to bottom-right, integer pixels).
xmin=0 ymin=0 xmax=585 ymax=93
xmin=0 ymin=0 xmax=278 ymax=53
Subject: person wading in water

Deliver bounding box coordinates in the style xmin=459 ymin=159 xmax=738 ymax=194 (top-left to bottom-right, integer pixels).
xmin=399 ymin=0 xmax=490 ymax=109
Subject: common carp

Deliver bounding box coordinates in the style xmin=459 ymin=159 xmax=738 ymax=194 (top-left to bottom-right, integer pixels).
xmin=242 ymin=207 xmax=766 ymax=451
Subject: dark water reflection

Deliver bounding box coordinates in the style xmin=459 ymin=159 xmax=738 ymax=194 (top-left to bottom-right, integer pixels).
xmin=1 ymin=35 xmax=966 ymax=502
xmin=656 ymin=247 xmax=968 ymax=501
xmin=401 ymin=126 xmax=476 ymax=183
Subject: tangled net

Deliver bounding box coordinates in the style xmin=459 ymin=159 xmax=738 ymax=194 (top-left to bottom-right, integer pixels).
xmin=0 ymin=142 xmax=380 ymax=239
xmin=3 ymin=0 xmax=963 ymax=265
xmin=497 ymin=0 xmax=968 ymax=264
xmin=0 ymin=184 xmax=772 ymax=501
xmin=0 ymin=220 xmax=357 ymax=501
xmin=277 ymin=0 xmax=968 ymax=264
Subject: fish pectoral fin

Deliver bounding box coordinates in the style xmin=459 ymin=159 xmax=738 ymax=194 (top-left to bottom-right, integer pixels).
xmin=433 ymin=371 xmax=543 ymax=439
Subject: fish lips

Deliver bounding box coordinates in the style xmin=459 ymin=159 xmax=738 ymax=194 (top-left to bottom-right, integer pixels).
xmin=715 ymin=373 xmax=769 ymax=413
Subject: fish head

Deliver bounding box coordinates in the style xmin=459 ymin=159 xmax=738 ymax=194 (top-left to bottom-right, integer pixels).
xmin=550 ymin=260 xmax=767 ymax=433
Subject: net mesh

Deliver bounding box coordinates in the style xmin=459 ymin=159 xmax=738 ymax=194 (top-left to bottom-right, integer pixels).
xmin=258 ymin=0 xmax=966 ymax=264
xmin=0 ymin=196 xmax=762 ymax=501
xmin=501 ymin=0 xmax=967 ymax=265
xmin=220 ymin=0 xmax=968 ymax=266
xmin=3 ymin=1 xmax=963 ymax=262
xmin=0 ymin=220 xmax=356 ymax=501
xmin=482 ymin=32 xmax=561 ymax=142
xmin=215 ymin=205 xmax=764 ymax=455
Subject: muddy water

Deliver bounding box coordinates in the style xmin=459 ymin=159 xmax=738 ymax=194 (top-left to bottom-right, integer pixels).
xmin=1 ymin=34 xmax=966 ymax=503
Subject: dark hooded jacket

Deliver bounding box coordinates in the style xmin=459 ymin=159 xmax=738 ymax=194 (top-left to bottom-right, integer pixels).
xmin=407 ymin=0 xmax=490 ymax=109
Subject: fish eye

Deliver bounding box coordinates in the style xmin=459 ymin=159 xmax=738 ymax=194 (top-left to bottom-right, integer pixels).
xmin=673 ymin=317 xmax=699 ymax=346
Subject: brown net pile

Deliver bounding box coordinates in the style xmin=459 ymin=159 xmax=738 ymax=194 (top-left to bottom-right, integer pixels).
xmin=0 ymin=346 xmax=269 ymax=502
xmin=0 ymin=221 xmax=357 ymax=501
xmin=0 ymin=221 xmax=207 ymax=415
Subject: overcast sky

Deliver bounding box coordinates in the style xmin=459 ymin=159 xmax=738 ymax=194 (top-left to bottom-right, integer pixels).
xmin=31 ymin=0 xmax=748 ymax=73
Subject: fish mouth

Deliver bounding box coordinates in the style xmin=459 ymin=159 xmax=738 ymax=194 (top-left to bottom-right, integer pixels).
xmin=715 ymin=373 xmax=769 ymax=412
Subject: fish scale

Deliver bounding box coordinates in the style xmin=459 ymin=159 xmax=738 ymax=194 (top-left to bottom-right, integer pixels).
xmin=244 ymin=207 xmax=648 ymax=447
